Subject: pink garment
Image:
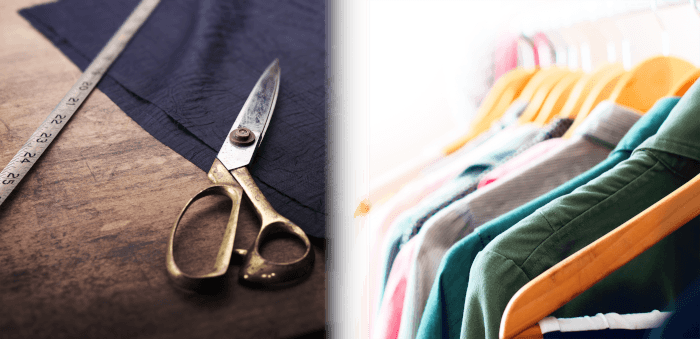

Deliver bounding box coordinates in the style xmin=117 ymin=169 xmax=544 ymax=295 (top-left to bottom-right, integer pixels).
xmin=494 ymin=34 xmax=521 ymax=82
xmin=478 ymin=138 xmax=566 ymax=189
xmin=368 ymin=133 xmax=497 ymax=328
xmin=531 ymin=32 xmax=554 ymax=66
xmin=373 ymin=239 xmax=418 ymax=339
xmin=368 ymin=173 xmax=453 ymax=332
xmin=494 ymin=32 xmax=550 ymax=81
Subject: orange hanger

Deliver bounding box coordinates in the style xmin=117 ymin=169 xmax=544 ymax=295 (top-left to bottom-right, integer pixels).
xmin=499 ymin=172 xmax=700 ymax=339
xmin=517 ymin=68 xmax=573 ymax=124
xmin=486 ymin=70 xmax=539 ymax=123
xmin=514 ymin=68 xmax=569 ymax=103
xmin=561 ymin=67 xmax=626 ymax=139
xmin=556 ymin=63 xmax=625 ymax=120
xmin=532 ymin=71 xmax=584 ymax=126
xmin=466 ymin=68 xmax=540 ymax=138
xmin=668 ymin=68 xmax=700 ymax=97
xmin=608 ymin=56 xmax=695 ymax=113
xmin=512 ymin=326 xmax=543 ymax=339
xmin=444 ymin=68 xmax=538 ymax=155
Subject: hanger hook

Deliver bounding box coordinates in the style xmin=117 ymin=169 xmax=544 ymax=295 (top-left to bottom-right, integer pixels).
xmin=517 ymin=34 xmax=537 ymax=68
xmin=650 ymin=0 xmax=667 ymax=33
xmin=651 ymin=0 xmax=670 ymax=56
xmin=692 ymin=0 xmax=700 ymax=16
xmin=540 ymin=33 xmax=557 ymax=67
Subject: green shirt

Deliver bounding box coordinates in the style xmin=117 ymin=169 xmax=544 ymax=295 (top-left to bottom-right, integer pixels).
xmin=461 ymin=82 xmax=700 ymax=339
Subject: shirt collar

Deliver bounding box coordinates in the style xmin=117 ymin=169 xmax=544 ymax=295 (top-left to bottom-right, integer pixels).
xmin=450 ymin=100 xmax=530 ymax=160
xmin=572 ymin=100 xmax=642 ymax=148
xmin=638 ymin=80 xmax=700 ymax=162
xmin=612 ymin=97 xmax=680 ymax=154
xmin=492 ymin=100 xmax=528 ymax=130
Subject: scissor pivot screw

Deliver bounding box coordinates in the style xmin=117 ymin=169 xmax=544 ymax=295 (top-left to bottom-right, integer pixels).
xmin=230 ymin=127 xmax=255 ymax=146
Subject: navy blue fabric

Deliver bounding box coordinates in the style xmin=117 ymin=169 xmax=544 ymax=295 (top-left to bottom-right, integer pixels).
xmin=646 ymin=277 xmax=700 ymax=339
xmin=20 ymin=0 xmax=326 ymax=237
xmin=543 ymin=329 xmax=648 ymax=338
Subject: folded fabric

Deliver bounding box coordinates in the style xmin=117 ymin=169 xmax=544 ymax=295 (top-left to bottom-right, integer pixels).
xmin=415 ymin=97 xmax=678 ymax=339
xmin=20 ymin=0 xmax=326 ymax=237
xmin=462 ymin=84 xmax=700 ymax=339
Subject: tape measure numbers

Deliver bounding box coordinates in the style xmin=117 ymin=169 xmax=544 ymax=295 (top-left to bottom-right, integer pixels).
xmin=0 ymin=0 xmax=160 ymax=207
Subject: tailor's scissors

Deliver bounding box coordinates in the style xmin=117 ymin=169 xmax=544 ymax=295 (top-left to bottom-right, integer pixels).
xmin=165 ymin=59 xmax=314 ymax=291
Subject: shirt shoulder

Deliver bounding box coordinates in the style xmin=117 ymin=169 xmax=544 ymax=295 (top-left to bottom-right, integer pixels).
xmin=483 ymin=149 xmax=691 ymax=270
xmin=463 ymin=250 xmax=530 ymax=339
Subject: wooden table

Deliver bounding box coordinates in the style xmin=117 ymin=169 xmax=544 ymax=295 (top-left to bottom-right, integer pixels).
xmin=0 ymin=1 xmax=326 ymax=338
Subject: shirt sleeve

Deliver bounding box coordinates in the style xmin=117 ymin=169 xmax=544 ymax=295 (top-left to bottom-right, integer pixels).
xmin=461 ymin=250 xmax=531 ymax=339
xmin=416 ymin=229 xmax=493 ymax=339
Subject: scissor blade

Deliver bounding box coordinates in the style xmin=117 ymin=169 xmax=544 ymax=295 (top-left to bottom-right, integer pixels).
xmin=217 ymin=59 xmax=281 ymax=170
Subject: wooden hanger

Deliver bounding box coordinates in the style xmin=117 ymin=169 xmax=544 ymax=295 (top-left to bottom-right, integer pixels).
xmin=444 ymin=33 xmax=541 ymax=155
xmin=512 ymin=326 xmax=543 ymax=339
xmin=556 ymin=63 xmax=625 ymax=120
xmin=517 ymin=68 xmax=573 ymax=124
xmin=608 ymin=56 xmax=695 ymax=112
xmin=464 ymin=68 xmax=540 ymax=139
xmin=445 ymin=67 xmax=566 ymax=154
xmin=564 ymin=57 xmax=694 ymax=139
xmin=668 ymin=68 xmax=700 ymax=96
xmin=444 ymin=68 xmax=538 ymax=155
xmin=561 ymin=67 xmax=626 ymax=139
xmin=500 ymin=172 xmax=700 ymax=339
xmin=532 ymin=71 xmax=584 ymax=126
xmin=515 ymin=68 xmax=568 ymax=102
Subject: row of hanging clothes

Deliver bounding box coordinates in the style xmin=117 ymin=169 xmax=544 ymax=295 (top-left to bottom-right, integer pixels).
xmin=364 ymin=1 xmax=700 ymax=338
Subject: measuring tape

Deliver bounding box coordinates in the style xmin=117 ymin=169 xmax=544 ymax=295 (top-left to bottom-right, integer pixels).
xmin=0 ymin=0 xmax=160 ymax=207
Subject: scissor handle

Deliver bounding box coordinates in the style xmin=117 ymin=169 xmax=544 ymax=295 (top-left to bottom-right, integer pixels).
xmin=165 ymin=160 xmax=314 ymax=292
xmin=165 ymin=184 xmax=244 ymax=291
xmin=230 ymin=166 xmax=315 ymax=287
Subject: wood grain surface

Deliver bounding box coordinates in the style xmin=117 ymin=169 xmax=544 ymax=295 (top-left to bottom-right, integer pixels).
xmin=0 ymin=1 xmax=326 ymax=338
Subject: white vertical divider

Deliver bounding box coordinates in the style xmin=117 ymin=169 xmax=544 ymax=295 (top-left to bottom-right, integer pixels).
xmin=357 ymin=3 xmax=370 ymax=337
xmin=328 ymin=0 xmax=369 ymax=338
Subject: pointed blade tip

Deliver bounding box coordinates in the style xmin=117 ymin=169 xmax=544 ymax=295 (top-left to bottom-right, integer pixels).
xmin=270 ymin=58 xmax=280 ymax=74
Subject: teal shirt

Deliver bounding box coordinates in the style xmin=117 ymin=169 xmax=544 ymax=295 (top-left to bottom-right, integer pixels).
xmin=414 ymin=97 xmax=680 ymax=339
xmin=462 ymin=83 xmax=700 ymax=339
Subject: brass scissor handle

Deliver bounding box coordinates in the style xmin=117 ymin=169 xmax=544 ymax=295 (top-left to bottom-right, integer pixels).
xmin=165 ymin=159 xmax=314 ymax=291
